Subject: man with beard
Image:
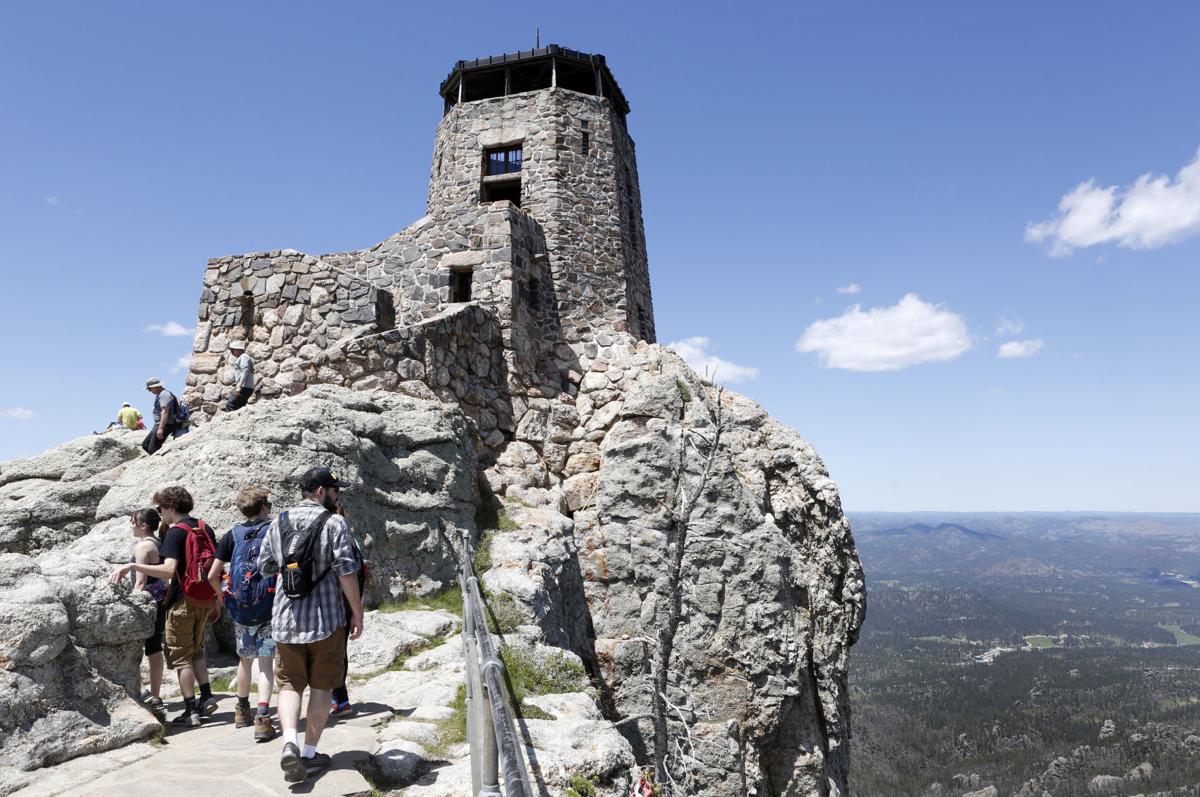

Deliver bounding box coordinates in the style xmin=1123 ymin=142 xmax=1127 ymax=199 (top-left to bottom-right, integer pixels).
xmin=257 ymin=467 xmax=364 ymax=782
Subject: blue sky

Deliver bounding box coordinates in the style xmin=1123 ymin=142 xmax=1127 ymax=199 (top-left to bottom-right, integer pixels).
xmin=1 ymin=1 xmax=1196 ymax=511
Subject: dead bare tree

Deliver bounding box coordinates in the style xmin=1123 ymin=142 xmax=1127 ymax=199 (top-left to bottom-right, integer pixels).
xmin=650 ymin=383 xmax=726 ymax=795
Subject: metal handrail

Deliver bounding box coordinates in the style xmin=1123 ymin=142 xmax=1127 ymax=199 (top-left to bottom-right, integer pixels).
xmin=459 ymin=530 xmax=535 ymax=797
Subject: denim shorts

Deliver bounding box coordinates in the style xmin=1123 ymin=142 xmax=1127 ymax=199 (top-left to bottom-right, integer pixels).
xmin=234 ymin=622 xmax=276 ymax=659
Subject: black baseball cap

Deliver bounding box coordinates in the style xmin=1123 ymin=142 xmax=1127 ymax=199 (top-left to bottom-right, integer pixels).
xmin=299 ymin=467 xmax=350 ymax=493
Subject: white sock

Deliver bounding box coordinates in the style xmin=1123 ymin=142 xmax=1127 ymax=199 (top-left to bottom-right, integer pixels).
xmin=283 ymin=729 xmax=298 ymax=747
xmin=302 ymin=744 xmax=317 ymax=758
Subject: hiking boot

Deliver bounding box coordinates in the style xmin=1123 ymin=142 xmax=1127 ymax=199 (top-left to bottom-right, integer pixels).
xmin=303 ymin=752 xmax=332 ymax=777
xmin=253 ymin=714 xmax=276 ymax=742
xmin=234 ymin=704 xmax=253 ymax=728
xmin=329 ymin=700 xmax=354 ymax=719
xmin=197 ymin=696 xmax=219 ymax=717
xmin=280 ymin=742 xmax=306 ymax=783
xmin=171 ymin=709 xmax=201 ymax=728
xmin=144 ymin=696 xmax=167 ymax=722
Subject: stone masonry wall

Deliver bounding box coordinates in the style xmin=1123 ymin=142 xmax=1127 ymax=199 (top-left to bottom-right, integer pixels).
xmin=428 ymin=88 xmax=656 ymax=348
xmin=184 ymin=209 xmax=580 ymax=466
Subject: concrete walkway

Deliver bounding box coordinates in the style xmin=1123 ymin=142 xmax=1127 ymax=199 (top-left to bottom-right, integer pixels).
xmin=10 ymin=614 xmax=633 ymax=797
xmin=32 ymin=693 xmax=381 ymax=797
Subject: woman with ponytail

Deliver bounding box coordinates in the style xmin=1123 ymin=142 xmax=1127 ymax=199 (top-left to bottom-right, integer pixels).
xmin=129 ymin=507 xmax=167 ymax=720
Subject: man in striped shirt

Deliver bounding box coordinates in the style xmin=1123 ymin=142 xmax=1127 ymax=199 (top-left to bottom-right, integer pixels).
xmin=257 ymin=467 xmax=364 ymax=782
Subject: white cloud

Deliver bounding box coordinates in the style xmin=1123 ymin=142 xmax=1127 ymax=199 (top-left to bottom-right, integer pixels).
xmin=1026 ymin=147 xmax=1200 ymax=255
xmin=171 ymin=354 xmax=192 ymax=374
xmin=836 ymin=283 xmax=862 ymax=295
xmin=666 ymin=337 xmax=760 ymax=384
xmin=44 ymin=195 xmax=60 ymax=206
xmin=996 ymin=315 xmax=1024 ymax=337
xmin=146 ymin=321 xmax=194 ymax=337
xmin=795 ymin=293 xmax=972 ymax=371
xmin=2 ymin=407 xmax=34 ymax=419
xmin=998 ymin=339 xmax=1046 ymax=359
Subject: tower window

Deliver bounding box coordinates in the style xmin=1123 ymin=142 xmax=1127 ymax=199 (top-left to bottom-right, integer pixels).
xmin=581 ymin=120 xmax=590 ymax=156
xmin=450 ymin=270 xmax=473 ymax=303
xmin=481 ymin=180 xmax=521 ymax=206
xmin=375 ymin=290 xmax=396 ymax=331
xmin=481 ymin=144 xmax=523 ymax=207
xmin=484 ymin=146 xmax=522 ymax=176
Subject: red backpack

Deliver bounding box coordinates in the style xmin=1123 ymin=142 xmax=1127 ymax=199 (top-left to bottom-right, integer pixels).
xmin=175 ymin=520 xmax=218 ymax=604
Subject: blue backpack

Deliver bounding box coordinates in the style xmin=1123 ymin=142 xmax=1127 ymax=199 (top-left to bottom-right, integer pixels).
xmin=223 ymin=520 xmax=274 ymax=625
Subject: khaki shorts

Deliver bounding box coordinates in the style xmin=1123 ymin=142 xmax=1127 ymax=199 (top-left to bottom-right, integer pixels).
xmin=275 ymin=628 xmax=346 ymax=693
xmin=163 ymin=599 xmax=210 ymax=670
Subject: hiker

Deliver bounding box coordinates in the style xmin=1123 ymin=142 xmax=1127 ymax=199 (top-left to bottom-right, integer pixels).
xmin=207 ymin=487 xmax=278 ymax=742
xmin=117 ymin=401 xmax=143 ymax=430
xmin=127 ymin=507 xmax=168 ymax=721
xmin=110 ymin=486 xmax=220 ymax=726
xmin=142 ymin=378 xmax=179 ymax=454
xmin=257 ymin=467 xmax=364 ymax=782
xmin=224 ymin=340 xmax=255 ymax=411
xmin=330 ymin=494 xmax=367 ymax=719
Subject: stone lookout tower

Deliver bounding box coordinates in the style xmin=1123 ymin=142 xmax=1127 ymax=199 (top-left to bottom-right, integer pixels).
xmin=431 ymin=45 xmax=654 ymax=344
xmin=184 ymin=45 xmax=655 ymax=452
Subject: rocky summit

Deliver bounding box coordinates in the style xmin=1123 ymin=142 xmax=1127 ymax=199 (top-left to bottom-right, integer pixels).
xmin=0 ymin=43 xmax=866 ymax=796
xmin=0 ymin=350 xmax=863 ymax=796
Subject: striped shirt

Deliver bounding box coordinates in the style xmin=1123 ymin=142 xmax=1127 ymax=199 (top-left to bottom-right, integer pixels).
xmin=257 ymin=499 xmax=357 ymax=644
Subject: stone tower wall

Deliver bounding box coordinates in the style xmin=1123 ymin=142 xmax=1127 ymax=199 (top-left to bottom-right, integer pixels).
xmin=428 ymin=88 xmax=655 ymax=348
xmin=183 ymin=205 xmax=565 ymax=448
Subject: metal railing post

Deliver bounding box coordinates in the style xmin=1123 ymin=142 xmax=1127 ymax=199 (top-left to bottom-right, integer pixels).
xmin=480 ymin=676 xmax=501 ymax=796
xmin=460 ymin=531 xmax=533 ymax=797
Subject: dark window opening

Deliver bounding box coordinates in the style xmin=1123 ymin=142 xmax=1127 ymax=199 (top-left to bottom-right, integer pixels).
xmin=450 ymin=270 xmax=473 ymax=303
xmin=375 ymin=290 xmax=396 ymax=331
xmin=461 ymin=68 xmax=507 ymax=101
xmin=508 ymin=61 xmax=553 ymax=94
xmin=528 ymin=277 xmax=542 ymax=314
xmin=238 ymin=292 xmax=254 ymax=340
xmin=581 ymin=131 xmax=589 ymax=156
xmin=484 ymin=146 xmax=522 ymax=176
xmin=556 ymin=60 xmax=598 ymax=95
xmin=481 ymin=180 xmax=521 ymax=207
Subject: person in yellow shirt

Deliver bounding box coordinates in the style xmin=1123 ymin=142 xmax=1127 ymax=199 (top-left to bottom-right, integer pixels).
xmin=117 ymin=402 xmax=143 ymax=430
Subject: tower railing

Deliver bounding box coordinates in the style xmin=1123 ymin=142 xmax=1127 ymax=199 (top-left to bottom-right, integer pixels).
xmin=459 ymin=529 xmax=535 ymax=797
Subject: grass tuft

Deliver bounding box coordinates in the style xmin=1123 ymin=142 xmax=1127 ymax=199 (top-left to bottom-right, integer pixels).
xmin=483 ymin=589 xmax=524 ymax=635
xmin=378 ymin=587 xmax=463 ymax=616
xmin=676 ymin=378 xmax=692 ymax=404
xmin=209 ymin=672 xmax=235 ymax=693
xmin=566 ymin=774 xmax=598 ymax=797
xmin=429 ymin=684 xmax=468 ymax=759
xmin=499 ymin=646 xmax=589 ymax=702
xmin=385 ymin=638 xmax=438 ymax=672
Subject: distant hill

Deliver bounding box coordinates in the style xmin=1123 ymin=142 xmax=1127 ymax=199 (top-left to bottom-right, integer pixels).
xmin=864 ymin=522 xmax=1006 ymax=542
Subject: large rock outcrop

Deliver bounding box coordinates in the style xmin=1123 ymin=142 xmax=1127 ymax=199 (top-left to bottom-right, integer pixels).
xmin=0 ymin=352 xmax=864 ymax=797
xmin=0 ymin=385 xmax=479 ymax=792
xmin=480 ymin=345 xmax=865 ymax=797
xmin=95 ymin=384 xmax=478 ymax=602
xmin=0 ymin=431 xmax=143 ymax=555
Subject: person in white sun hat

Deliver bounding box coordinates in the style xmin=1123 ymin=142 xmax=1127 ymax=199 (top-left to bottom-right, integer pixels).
xmin=224 ymin=339 xmax=256 ymax=412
